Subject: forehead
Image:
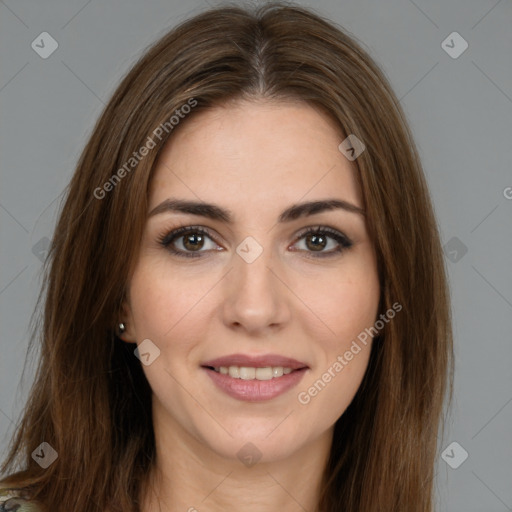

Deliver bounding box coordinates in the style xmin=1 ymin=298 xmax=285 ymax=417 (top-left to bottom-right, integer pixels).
xmin=149 ymin=99 xmax=362 ymax=216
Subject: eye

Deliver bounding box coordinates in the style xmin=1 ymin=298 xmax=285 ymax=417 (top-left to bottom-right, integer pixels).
xmin=290 ymin=226 xmax=353 ymax=258
xmin=158 ymin=225 xmax=353 ymax=259
xmin=157 ymin=226 xmax=221 ymax=259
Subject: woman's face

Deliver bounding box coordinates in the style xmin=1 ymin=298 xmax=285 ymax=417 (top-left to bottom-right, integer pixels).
xmin=121 ymin=99 xmax=380 ymax=463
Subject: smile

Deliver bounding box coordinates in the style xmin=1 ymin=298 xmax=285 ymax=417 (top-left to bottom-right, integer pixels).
xmin=202 ymin=366 xmax=308 ymax=402
xmin=211 ymin=365 xmax=294 ymax=380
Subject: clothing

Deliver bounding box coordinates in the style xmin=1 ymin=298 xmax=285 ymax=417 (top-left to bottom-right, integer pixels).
xmin=0 ymin=487 xmax=43 ymax=512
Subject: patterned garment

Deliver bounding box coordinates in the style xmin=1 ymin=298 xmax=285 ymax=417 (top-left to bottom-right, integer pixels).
xmin=0 ymin=488 xmax=43 ymax=512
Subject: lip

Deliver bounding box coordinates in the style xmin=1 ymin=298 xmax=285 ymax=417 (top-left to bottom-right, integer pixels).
xmin=203 ymin=366 xmax=308 ymax=402
xmin=201 ymin=353 xmax=308 ymax=370
xmin=201 ymin=353 xmax=309 ymax=402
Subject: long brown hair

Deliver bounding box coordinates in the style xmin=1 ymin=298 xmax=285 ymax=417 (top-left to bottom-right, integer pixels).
xmin=1 ymin=2 xmax=453 ymax=510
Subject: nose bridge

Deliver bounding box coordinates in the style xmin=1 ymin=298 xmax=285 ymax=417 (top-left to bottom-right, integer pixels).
xmin=233 ymin=235 xmax=275 ymax=296
xmin=222 ymin=235 xmax=289 ymax=332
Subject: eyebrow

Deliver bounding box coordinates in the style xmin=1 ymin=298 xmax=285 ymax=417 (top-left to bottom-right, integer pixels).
xmin=148 ymin=197 xmax=365 ymax=223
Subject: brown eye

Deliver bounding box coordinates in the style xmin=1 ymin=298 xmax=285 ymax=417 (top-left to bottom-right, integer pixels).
xmin=292 ymin=226 xmax=353 ymax=258
xmin=158 ymin=225 xmax=352 ymax=260
xmin=158 ymin=226 xmax=220 ymax=258
xmin=304 ymin=232 xmax=328 ymax=252
xmin=182 ymin=232 xmax=206 ymax=251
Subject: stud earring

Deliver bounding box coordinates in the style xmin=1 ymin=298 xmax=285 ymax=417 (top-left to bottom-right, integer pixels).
xmin=118 ymin=322 xmax=126 ymax=334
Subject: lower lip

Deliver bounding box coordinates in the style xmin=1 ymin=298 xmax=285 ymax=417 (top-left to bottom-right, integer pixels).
xmin=203 ymin=367 xmax=308 ymax=402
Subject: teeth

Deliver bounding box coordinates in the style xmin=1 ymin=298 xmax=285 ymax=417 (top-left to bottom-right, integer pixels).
xmin=213 ymin=366 xmax=298 ymax=380
xmin=273 ymin=367 xmax=284 ymax=377
xmin=228 ymin=366 xmax=240 ymax=378
xmin=239 ymin=367 xmax=256 ymax=380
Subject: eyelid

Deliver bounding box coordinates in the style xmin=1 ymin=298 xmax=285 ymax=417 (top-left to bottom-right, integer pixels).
xmin=157 ymin=224 xmax=353 ymax=258
xmin=158 ymin=225 xmax=219 ymax=248
xmin=292 ymin=225 xmax=352 ymax=246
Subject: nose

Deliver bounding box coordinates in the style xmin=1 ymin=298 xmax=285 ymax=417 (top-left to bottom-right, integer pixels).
xmin=221 ymin=242 xmax=291 ymax=336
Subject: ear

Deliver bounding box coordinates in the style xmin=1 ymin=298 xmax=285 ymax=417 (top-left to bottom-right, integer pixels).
xmin=117 ymin=297 xmax=137 ymax=343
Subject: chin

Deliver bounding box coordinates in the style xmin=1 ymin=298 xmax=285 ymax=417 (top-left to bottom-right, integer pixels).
xmin=197 ymin=419 xmax=309 ymax=465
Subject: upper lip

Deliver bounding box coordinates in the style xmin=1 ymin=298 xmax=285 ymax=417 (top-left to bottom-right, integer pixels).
xmin=201 ymin=354 xmax=308 ymax=370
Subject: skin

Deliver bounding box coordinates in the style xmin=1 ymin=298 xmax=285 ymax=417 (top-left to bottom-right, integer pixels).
xmin=119 ymin=99 xmax=380 ymax=512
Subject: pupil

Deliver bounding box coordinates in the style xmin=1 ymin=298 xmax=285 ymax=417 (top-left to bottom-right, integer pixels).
xmin=307 ymin=234 xmax=326 ymax=251
xmin=184 ymin=233 xmax=203 ymax=251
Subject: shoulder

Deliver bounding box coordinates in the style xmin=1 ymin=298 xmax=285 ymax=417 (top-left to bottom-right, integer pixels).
xmin=0 ymin=487 xmax=44 ymax=512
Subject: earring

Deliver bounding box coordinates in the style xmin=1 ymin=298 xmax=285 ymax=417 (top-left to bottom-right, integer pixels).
xmin=118 ymin=322 xmax=126 ymax=334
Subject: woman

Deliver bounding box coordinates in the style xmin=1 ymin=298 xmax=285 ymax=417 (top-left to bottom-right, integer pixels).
xmin=0 ymin=2 xmax=453 ymax=511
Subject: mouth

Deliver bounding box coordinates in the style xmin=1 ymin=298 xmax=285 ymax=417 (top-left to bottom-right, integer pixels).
xmin=204 ymin=365 xmax=303 ymax=380
xmin=200 ymin=354 xmax=309 ymax=402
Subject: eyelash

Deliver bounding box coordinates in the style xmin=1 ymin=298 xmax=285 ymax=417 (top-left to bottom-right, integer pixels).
xmin=157 ymin=225 xmax=353 ymax=259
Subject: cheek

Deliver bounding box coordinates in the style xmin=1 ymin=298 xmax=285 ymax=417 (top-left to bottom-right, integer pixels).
xmin=295 ymin=258 xmax=380 ymax=349
xmin=292 ymin=256 xmax=379 ymax=413
xmin=296 ymin=287 xmax=377 ymax=429
xmin=128 ymin=259 xmax=213 ymax=340
xmin=333 ymin=280 xmax=379 ymax=344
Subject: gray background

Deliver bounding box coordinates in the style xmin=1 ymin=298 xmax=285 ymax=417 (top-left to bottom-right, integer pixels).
xmin=1 ymin=1 xmax=511 ymax=510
